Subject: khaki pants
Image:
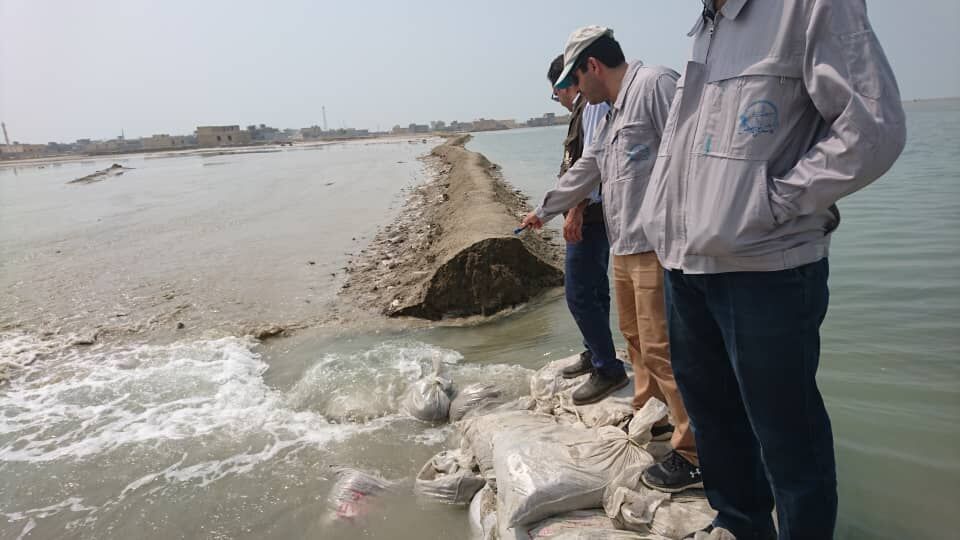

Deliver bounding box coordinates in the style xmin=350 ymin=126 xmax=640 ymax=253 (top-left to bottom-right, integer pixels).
xmin=613 ymin=251 xmax=698 ymax=464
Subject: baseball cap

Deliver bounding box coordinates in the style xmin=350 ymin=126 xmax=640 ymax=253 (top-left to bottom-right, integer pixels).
xmin=554 ymin=25 xmax=614 ymax=89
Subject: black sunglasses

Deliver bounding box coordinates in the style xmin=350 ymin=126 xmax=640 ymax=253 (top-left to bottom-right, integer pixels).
xmin=550 ymin=90 xmax=560 ymax=102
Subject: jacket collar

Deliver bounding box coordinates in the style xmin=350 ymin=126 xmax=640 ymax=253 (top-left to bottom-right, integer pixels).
xmin=688 ymin=0 xmax=750 ymax=36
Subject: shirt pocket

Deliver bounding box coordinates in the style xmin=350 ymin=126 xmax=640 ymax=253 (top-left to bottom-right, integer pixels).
xmin=698 ymin=62 xmax=805 ymax=161
xmin=614 ymin=122 xmax=656 ymax=181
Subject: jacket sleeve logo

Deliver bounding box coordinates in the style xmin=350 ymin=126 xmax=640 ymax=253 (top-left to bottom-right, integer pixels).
xmin=739 ymin=100 xmax=779 ymax=137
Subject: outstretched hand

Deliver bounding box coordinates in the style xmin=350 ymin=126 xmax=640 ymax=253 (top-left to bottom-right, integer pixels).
xmin=520 ymin=212 xmax=544 ymax=231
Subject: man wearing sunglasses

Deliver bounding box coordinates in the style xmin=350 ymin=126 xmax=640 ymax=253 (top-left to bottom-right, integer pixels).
xmin=522 ymin=27 xmax=701 ymax=493
xmin=545 ymin=54 xmax=621 ymax=407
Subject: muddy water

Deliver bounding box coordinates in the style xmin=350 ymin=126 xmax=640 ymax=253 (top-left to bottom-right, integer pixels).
xmin=2 ymin=98 xmax=959 ymax=540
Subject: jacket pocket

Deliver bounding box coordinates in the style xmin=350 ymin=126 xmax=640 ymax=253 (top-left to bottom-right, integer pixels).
xmin=685 ymin=157 xmax=777 ymax=257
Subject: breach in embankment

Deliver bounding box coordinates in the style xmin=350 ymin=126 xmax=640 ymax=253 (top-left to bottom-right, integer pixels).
xmin=341 ymin=135 xmax=563 ymax=320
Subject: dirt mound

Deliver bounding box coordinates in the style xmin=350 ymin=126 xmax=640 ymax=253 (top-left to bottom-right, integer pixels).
xmin=342 ymin=135 xmax=563 ymax=320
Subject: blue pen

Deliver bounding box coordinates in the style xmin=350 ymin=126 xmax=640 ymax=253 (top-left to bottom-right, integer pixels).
xmin=514 ymin=226 xmax=527 ymax=235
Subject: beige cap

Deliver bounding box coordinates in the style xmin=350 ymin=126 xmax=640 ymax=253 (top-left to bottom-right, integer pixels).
xmin=555 ymin=25 xmax=614 ymax=89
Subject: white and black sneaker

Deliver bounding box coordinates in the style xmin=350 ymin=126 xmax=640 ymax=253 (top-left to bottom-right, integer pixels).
xmin=641 ymin=450 xmax=703 ymax=493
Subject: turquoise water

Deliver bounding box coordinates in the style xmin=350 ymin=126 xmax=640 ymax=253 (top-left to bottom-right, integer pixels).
xmin=468 ymin=100 xmax=960 ymax=539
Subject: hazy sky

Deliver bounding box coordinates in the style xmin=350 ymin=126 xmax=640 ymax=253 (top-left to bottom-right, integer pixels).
xmin=2 ymin=0 xmax=958 ymax=143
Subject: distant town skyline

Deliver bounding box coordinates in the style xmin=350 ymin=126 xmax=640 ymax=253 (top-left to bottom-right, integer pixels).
xmin=2 ymin=0 xmax=958 ymax=143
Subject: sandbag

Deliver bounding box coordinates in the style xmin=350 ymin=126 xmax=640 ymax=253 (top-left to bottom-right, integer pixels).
xmin=458 ymin=410 xmax=568 ymax=487
xmin=449 ymin=382 xmax=506 ymax=422
xmin=414 ymin=449 xmax=485 ymax=505
xmin=690 ymin=527 xmax=737 ymax=540
xmin=500 ymin=509 xmax=663 ymax=540
xmin=325 ymin=467 xmax=397 ymax=524
xmin=602 ymin=460 xmax=716 ymax=539
xmin=530 ymin=357 xmax=585 ymax=402
xmin=402 ymin=358 xmax=454 ymax=422
xmin=468 ymin=484 xmax=498 ymax=540
xmin=493 ymin=398 xmax=669 ymax=528
xmin=531 ymin=356 xmax=636 ymax=428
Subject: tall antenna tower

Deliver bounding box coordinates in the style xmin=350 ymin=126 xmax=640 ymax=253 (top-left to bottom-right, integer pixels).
xmin=322 ymin=106 xmax=328 ymax=132
xmin=1 ymin=123 xmax=9 ymax=145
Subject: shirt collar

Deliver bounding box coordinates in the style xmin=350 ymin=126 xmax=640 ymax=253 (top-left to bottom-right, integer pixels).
xmin=688 ymin=0 xmax=749 ymax=36
xmin=612 ymin=61 xmax=644 ymax=112
xmin=721 ymin=0 xmax=749 ymax=20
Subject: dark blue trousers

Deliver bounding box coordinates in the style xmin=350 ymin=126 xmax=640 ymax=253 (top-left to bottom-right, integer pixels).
xmin=664 ymin=258 xmax=836 ymax=540
xmin=564 ymin=219 xmax=623 ymax=378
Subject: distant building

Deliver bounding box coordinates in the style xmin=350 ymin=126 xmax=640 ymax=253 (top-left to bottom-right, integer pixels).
xmin=525 ymin=112 xmax=569 ymax=128
xmin=142 ymin=134 xmax=193 ymax=150
xmin=0 ymin=143 xmax=49 ymax=158
xmin=471 ymin=118 xmax=513 ymax=132
xmin=392 ymin=125 xmax=410 ymax=135
xmin=300 ymin=126 xmax=371 ymax=140
xmin=408 ymin=123 xmax=430 ymax=134
xmin=196 ymin=125 xmax=251 ymax=147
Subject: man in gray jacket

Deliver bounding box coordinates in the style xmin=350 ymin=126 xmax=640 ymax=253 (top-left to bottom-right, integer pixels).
xmin=522 ymin=27 xmax=701 ymax=492
xmin=639 ymin=1 xmax=906 ymax=538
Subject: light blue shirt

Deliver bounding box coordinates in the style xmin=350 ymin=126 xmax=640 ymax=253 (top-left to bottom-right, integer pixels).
xmin=579 ymin=97 xmax=610 ymax=204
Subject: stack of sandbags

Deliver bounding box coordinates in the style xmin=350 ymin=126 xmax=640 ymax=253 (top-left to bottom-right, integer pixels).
xmin=492 ymin=398 xmax=669 ymax=529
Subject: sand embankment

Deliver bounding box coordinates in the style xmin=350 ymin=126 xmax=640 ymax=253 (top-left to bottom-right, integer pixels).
xmin=342 ymin=135 xmax=563 ymax=320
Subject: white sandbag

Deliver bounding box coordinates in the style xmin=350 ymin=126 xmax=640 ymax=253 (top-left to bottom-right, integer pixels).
xmin=469 ymin=484 xmax=498 ymax=540
xmin=649 ymin=497 xmax=716 ymax=539
xmin=690 ymin=527 xmax=737 ymax=540
xmin=604 ymin=464 xmax=671 ymax=531
xmin=530 ymin=356 xmax=585 ymax=402
xmin=402 ymin=357 xmax=454 ymax=422
xmin=531 ymin=356 xmax=636 ymax=428
xmin=494 ymin=399 xmax=669 ymax=528
xmin=499 ymin=509 xmax=666 ymax=540
xmin=602 ymin=458 xmax=716 ymax=539
xmin=325 ymin=467 xmax=397 ymax=525
xmin=449 ymin=382 xmax=507 ymax=422
xmin=458 ymin=410 xmax=567 ymax=487
xmin=414 ymin=449 xmax=485 ymax=505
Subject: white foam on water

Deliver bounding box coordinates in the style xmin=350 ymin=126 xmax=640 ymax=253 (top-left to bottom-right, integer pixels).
xmin=0 ymin=334 xmax=368 ymax=463
xmin=0 ymin=332 xmax=530 ymax=536
xmin=285 ymin=340 xmax=464 ymax=422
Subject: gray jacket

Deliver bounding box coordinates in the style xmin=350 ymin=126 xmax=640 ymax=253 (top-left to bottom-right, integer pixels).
xmin=535 ymin=61 xmax=679 ymax=256
xmin=640 ymin=0 xmax=907 ymax=273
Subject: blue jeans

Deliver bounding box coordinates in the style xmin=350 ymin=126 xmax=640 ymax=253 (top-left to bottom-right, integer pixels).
xmin=665 ymin=258 xmax=836 ymax=540
xmin=564 ymin=219 xmax=622 ymax=378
